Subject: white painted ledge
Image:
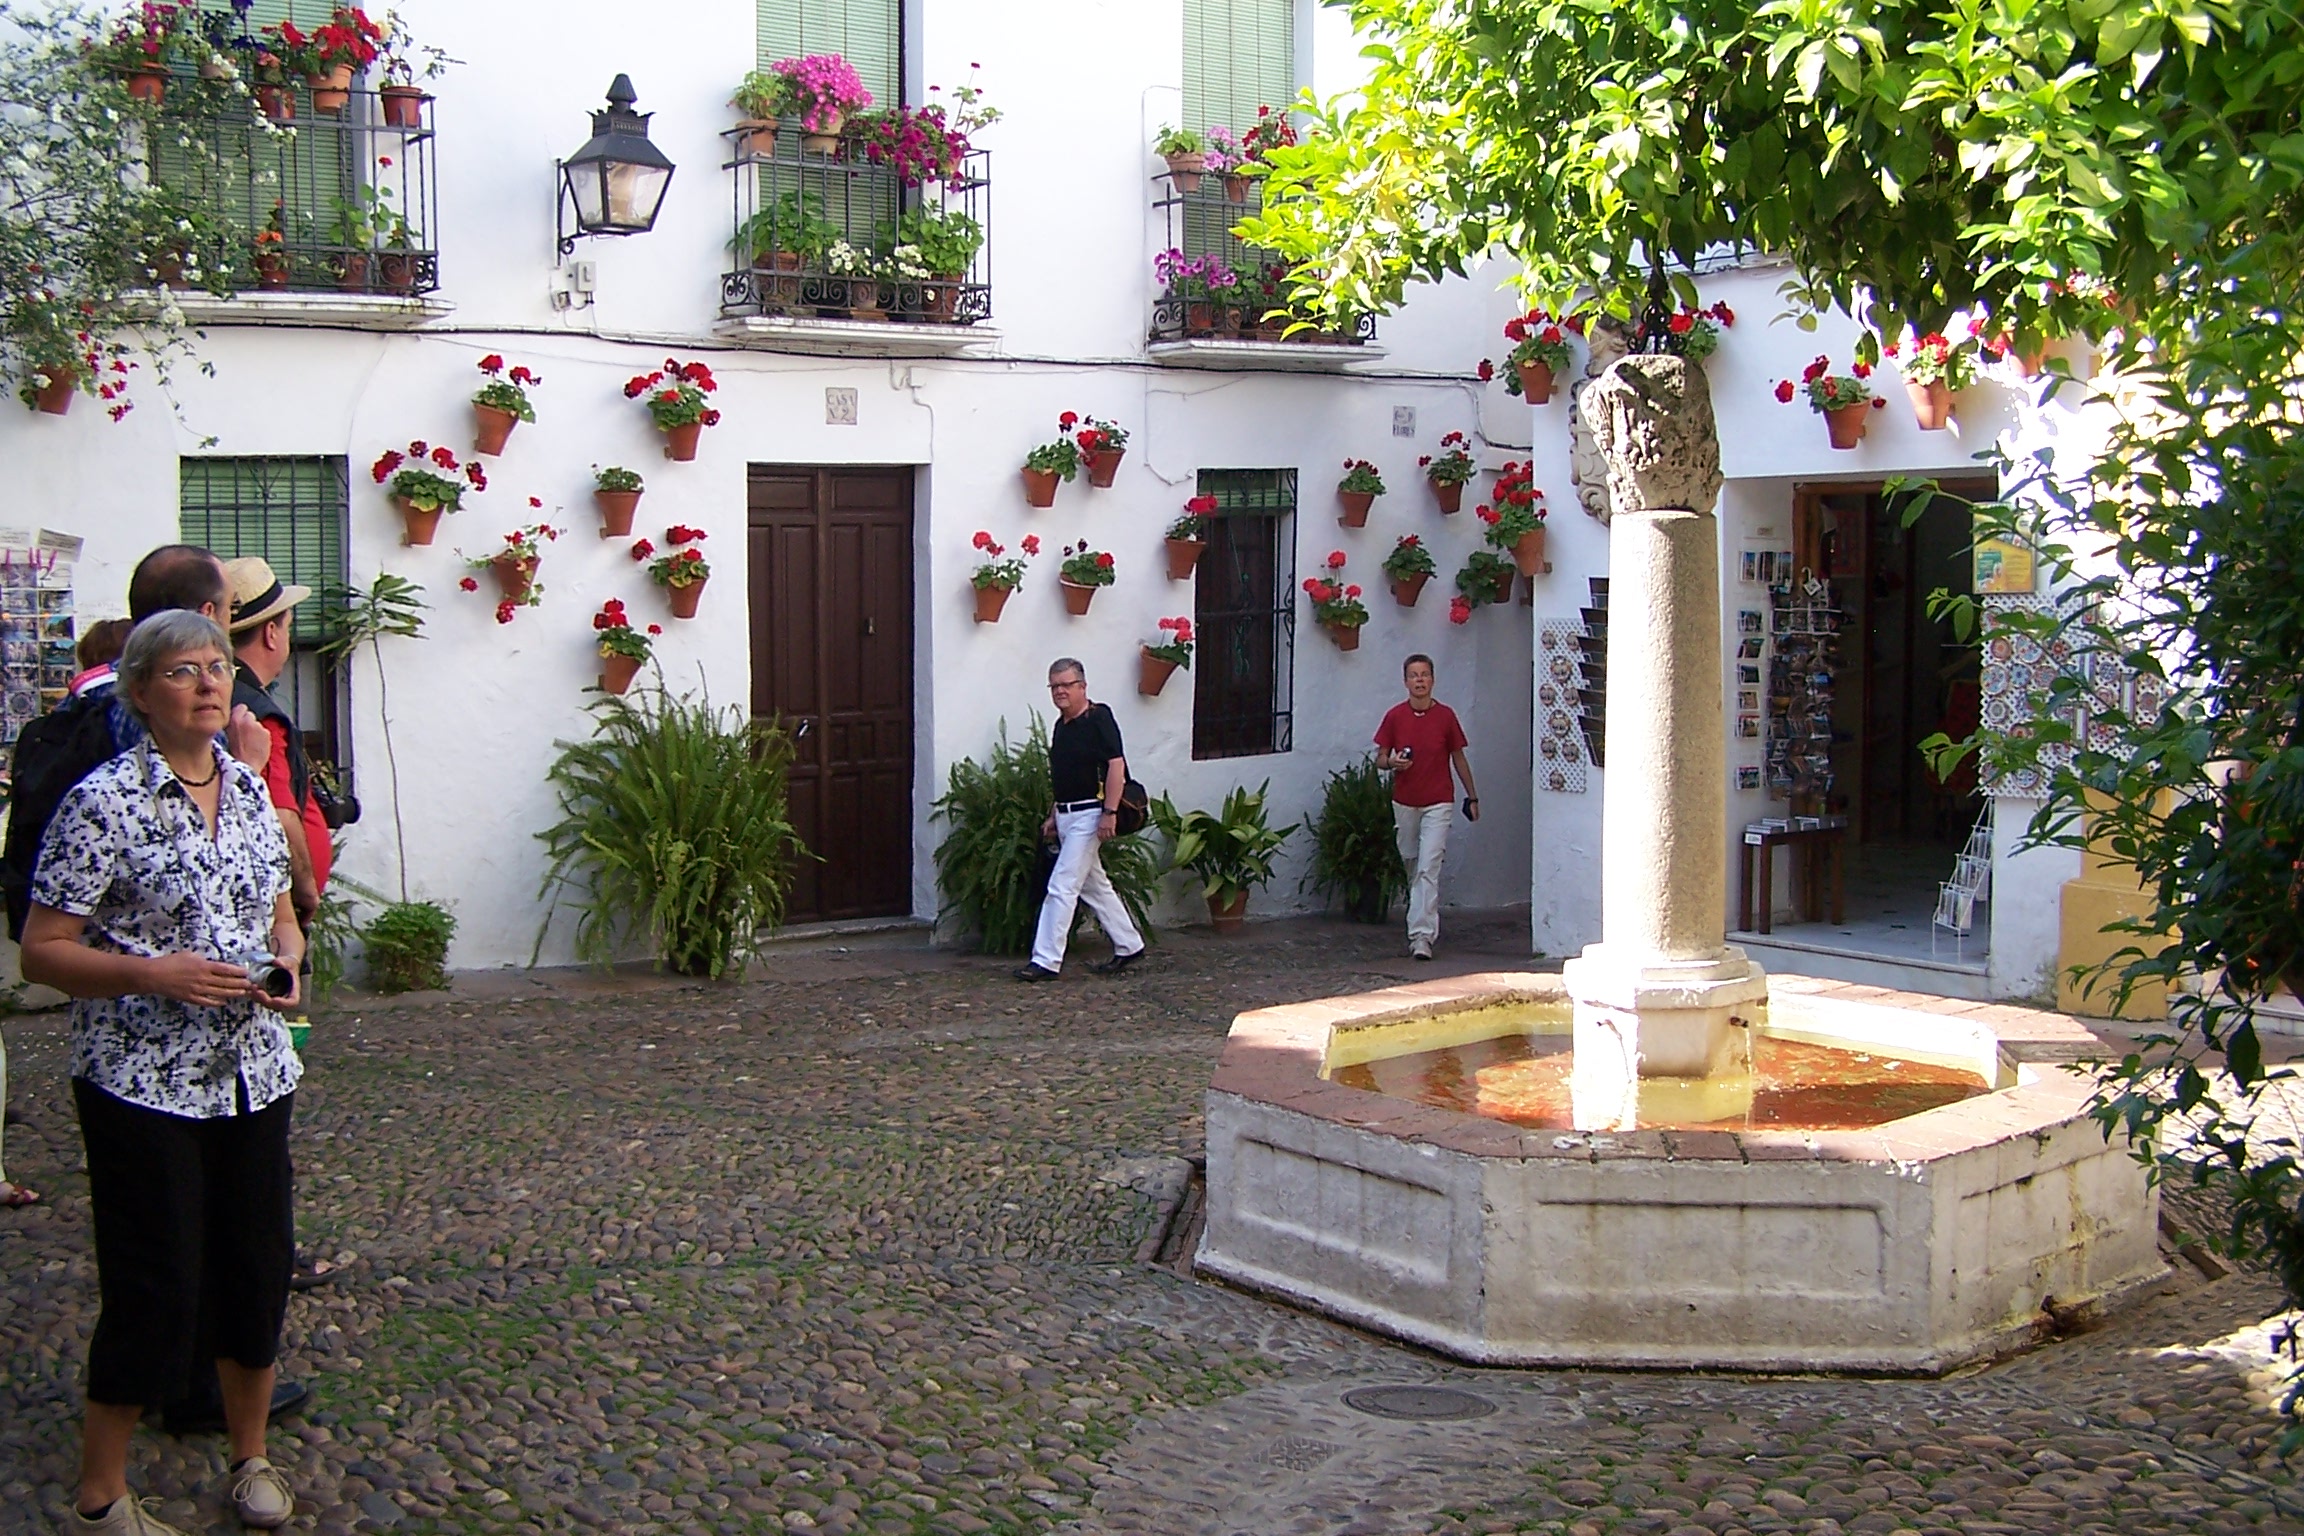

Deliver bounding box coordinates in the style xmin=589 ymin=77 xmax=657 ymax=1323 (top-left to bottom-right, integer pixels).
xmin=136 ymin=289 xmax=453 ymax=330
xmin=712 ymin=315 xmax=1001 ymax=358
xmin=1146 ymin=338 xmax=1388 ymax=373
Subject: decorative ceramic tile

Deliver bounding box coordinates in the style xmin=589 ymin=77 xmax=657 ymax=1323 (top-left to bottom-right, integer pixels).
xmin=1537 ymin=621 xmax=1589 ymax=793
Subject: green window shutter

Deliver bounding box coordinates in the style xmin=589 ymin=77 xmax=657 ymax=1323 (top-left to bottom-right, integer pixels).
xmin=758 ymin=0 xmax=902 ymax=110
xmin=178 ymin=457 xmax=349 ymax=649
xmin=1184 ymin=0 xmax=1294 ymax=135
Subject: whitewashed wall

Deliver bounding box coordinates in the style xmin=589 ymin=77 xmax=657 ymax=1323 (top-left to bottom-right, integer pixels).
xmin=2 ymin=0 xmax=1537 ymax=970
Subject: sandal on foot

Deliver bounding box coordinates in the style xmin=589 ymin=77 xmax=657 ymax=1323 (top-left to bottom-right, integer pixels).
xmin=1 ymin=1182 xmax=40 ymax=1209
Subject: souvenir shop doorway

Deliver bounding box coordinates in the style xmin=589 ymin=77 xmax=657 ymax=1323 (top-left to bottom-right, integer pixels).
xmin=1745 ymin=477 xmax=1994 ymax=967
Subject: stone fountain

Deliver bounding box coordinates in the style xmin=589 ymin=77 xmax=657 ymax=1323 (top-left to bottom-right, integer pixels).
xmin=1195 ymin=355 xmax=2162 ymax=1373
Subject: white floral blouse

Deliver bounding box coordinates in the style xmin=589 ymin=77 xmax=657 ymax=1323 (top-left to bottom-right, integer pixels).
xmin=31 ymin=740 xmax=299 ymax=1118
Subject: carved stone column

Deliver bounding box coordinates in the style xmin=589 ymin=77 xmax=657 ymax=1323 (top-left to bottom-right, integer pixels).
xmin=1561 ymin=354 xmax=1767 ymax=1130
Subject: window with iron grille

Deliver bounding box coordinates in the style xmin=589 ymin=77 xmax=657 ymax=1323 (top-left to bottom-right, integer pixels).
xmin=179 ymin=457 xmax=350 ymax=776
xmin=1193 ymin=469 xmax=1295 ymax=760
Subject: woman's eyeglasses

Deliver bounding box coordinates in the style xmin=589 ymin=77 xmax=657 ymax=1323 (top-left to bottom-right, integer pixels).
xmin=156 ymin=660 xmax=233 ymax=688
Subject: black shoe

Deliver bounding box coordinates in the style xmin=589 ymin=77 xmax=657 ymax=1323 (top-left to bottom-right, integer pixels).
xmin=1012 ymin=963 xmax=1059 ymax=982
xmin=3 ymin=1107 xmax=24 ymax=1127
xmin=288 ymin=1250 xmax=341 ymax=1292
xmin=1090 ymin=949 xmax=1144 ymax=976
xmin=162 ymin=1377 xmax=309 ymax=1435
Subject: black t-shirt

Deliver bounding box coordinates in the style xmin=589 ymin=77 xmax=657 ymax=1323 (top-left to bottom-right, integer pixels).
xmin=1049 ymin=702 xmax=1124 ymax=804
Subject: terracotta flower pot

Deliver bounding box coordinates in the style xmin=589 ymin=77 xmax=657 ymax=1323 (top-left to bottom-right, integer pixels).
xmin=801 ymin=111 xmax=845 ymax=156
xmin=1084 ymin=448 xmax=1125 ymax=488
xmin=662 ymin=420 xmax=703 ymax=462
xmin=1511 ymin=525 xmax=1548 ymax=578
xmin=1325 ymin=621 xmax=1362 ymax=652
xmin=379 ymin=85 xmax=426 ymax=128
xmin=308 ymin=64 xmax=354 ymax=114
xmin=667 ymin=575 xmax=708 ymax=619
xmin=1021 ymin=466 xmax=1059 ymax=507
xmin=377 ymin=251 xmax=417 ymax=294
xmin=594 ymin=489 xmax=641 ymax=537
xmin=256 ymin=84 xmax=293 ymax=121
xmin=1905 ymin=377 xmax=1954 ymax=430
xmin=973 ymin=583 xmax=1012 ymax=624
xmin=1430 ymin=478 xmax=1464 ymax=514
xmin=1824 ymin=402 xmax=1871 ymax=450
xmin=738 ymin=119 xmax=778 ymax=158
xmin=125 ymin=69 xmax=166 ymax=103
xmin=1165 ymin=538 xmax=1204 ymax=581
xmin=1059 ymin=579 xmax=1098 ymax=616
xmin=1163 ymin=151 xmax=1205 ymax=193
xmin=1391 ymin=572 xmax=1429 ymax=607
xmin=473 ymin=403 xmax=518 ymax=457
xmin=1186 ymin=300 xmax=1216 ymax=335
xmin=1489 ymin=566 xmax=1515 ymax=604
xmin=393 ymin=496 xmax=443 ymax=547
xmin=1138 ymin=648 xmax=1179 ymax=697
xmin=32 ymin=365 xmax=77 ymax=416
xmin=254 ymin=249 xmax=291 ymax=289
xmin=490 ymin=553 xmax=538 ymax=603
xmin=599 ymin=651 xmax=643 ymax=696
xmin=925 ymin=274 xmax=962 ymax=324
xmin=1208 ymin=891 xmax=1249 ymax=933
xmin=1517 ymin=360 xmax=1556 ymax=403
xmin=1337 ymin=489 xmax=1376 ymax=527
xmin=1222 ymin=174 xmax=1250 ymax=205
xmin=333 ymin=251 xmax=370 ymax=292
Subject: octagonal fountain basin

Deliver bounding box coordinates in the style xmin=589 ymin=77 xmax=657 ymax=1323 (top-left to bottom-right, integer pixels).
xmin=1199 ymin=971 xmax=2164 ymax=1375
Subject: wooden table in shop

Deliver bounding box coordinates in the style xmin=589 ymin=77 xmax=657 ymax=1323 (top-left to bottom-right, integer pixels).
xmin=1737 ymin=824 xmax=1846 ymax=934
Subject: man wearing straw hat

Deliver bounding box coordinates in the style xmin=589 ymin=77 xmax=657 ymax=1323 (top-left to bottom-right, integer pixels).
xmin=225 ymin=559 xmax=328 ymax=925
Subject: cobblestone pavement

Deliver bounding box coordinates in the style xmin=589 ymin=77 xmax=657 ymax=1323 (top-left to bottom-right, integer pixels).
xmin=2 ymin=912 xmax=2300 ymax=1535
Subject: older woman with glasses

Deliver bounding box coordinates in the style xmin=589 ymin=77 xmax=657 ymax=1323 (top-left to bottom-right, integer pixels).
xmin=20 ymin=610 xmax=304 ymax=1535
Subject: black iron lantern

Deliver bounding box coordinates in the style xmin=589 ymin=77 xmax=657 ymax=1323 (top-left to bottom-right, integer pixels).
xmin=556 ymin=75 xmax=675 ymax=257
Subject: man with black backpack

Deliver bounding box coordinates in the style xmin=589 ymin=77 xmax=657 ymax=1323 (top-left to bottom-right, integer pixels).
xmin=1016 ymin=656 xmax=1147 ymax=981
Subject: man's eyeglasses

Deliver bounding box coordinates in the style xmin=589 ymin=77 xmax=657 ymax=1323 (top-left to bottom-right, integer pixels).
xmin=1048 ymin=678 xmax=1082 ymax=692
xmin=156 ymin=660 xmax=233 ymax=688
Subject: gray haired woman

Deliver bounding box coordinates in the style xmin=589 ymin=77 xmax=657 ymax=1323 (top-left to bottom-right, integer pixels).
xmin=20 ymin=610 xmax=303 ymax=1534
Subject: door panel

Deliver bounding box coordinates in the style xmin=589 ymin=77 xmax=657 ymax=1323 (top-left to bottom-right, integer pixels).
xmin=748 ymin=466 xmax=915 ymax=922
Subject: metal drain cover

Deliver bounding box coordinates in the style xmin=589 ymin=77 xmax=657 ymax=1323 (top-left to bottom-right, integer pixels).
xmin=1341 ymin=1385 xmax=1498 ymax=1422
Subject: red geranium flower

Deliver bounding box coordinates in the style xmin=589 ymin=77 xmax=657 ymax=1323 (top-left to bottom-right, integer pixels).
xmin=1020 ymin=534 xmax=1041 ymax=555
xmin=478 ymin=353 xmax=504 ymax=372
xmin=1449 ymin=596 xmax=1472 ymax=624
xmin=1095 ymin=552 xmax=1113 ymax=568
xmin=1476 ymin=359 xmax=1494 ymax=381
xmin=631 ymin=539 xmax=655 ymax=561
xmin=459 ymin=576 xmax=478 ymax=591
xmin=1774 ymin=380 xmax=1796 ymax=403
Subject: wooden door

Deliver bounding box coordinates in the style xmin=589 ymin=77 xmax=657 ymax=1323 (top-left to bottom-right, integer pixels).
xmin=748 ymin=466 xmax=915 ymax=923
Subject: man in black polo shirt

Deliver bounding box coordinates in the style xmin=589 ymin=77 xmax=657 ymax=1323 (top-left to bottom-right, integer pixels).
xmin=1017 ymin=656 xmax=1146 ymax=981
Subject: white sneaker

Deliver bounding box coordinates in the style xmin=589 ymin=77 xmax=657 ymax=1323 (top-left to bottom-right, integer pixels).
xmin=227 ymin=1458 xmax=294 ymax=1529
xmin=1410 ymin=940 xmax=1433 ymax=961
xmin=66 ymin=1497 xmax=188 ymax=1536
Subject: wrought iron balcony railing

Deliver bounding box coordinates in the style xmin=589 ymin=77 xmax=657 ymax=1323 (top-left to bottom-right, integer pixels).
xmin=1148 ymin=172 xmax=1373 ymax=346
xmin=141 ymin=75 xmax=439 ymax=299
xmin=720 ymin=123 xmax=991 ymax=326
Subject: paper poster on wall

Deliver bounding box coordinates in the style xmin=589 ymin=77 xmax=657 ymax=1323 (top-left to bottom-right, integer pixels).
xmin=0 ymin=526 xmax=80 ymax=746
xmin=1974 ymin=538 xmax=2036 ymax=594
xmin=1735 ymin=765 xmax=1762 ymax=791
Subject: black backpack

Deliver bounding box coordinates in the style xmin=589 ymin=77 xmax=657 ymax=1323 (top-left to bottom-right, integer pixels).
xmin=2 ymin=691 xmax=129 ymax=941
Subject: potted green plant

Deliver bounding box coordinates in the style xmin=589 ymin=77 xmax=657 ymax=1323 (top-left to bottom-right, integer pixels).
xmin=305 ymin=6 xmax=382 ymax=113
xmin=1452 ymin=549 xmax=1517 ymax=618
xmin=1022 ymin=411 xmax=1080 ymax=506
xmin=896 ymin=204 xmax=984 ymax=322
xmin=87 ymin=3 xmax=192 ymax=102
xmin=1382 ymin=533 xmax=1437 ymax=606
xmin=1057 ymin=541 xmax=1115 ymax=615
xmin=370 ymin=438 xmax=482 ymax=545
xmin=1302 ymin=550 xmax=1370 ymax=650
xmin=1773 ymin=355 xmax=1882 ymax=449
xmin=1301 ymin=757 xmax=1407 ymax=923
xmin=1077 ymin=413 xmax=1130 ymax=486
xmin=590 ymin=598 xmax=659 ymax=695
xmin=470 ymin=353 xmax=540 ymax=455
xmin=376 ymin=11 xmax=452 ymax=127
xmin=1139 ymin=615 xmax=1194 ymax=696
xmin=968 ymin=529 xmax=1039 ymax=623
xmin=1338 ymin=458 xmax=1385 ymax=526
xmin=325 ymin=190 xmax=377 ymax=290
xmin=1166 ymin=494 xmax=1215 ymax=579
xmin=1154 ymin=124 xmax=1207 ymax=191
xmin=1478 ymin=460 xmax=1549 ymax=576
xmin=1886 ymin=331 xmax=1973 ymax=429
xmin=1419 ymin=431 xmax=1475 ymax=512
xmin=1494 ymin=309 xmax=1578 ymax=402
xmin=731 ymin=68 xmax=791 ymax=155
xmin=1150 ymin=783 xmax=1295 ymax=932
xmin=593 ymin=464 xmax=644 ymax=537
xmin=626 ymin=357 xmax=722 ymax=460
xmin=459 ymin=520 xmax=560 ymax=616
xmin=735 ymin=191 xmax=835 ymax=308
xmin=770 ymin=52 xmax=873 ymax=153
xmin=636 ymin=524 xmax=712 ymax=617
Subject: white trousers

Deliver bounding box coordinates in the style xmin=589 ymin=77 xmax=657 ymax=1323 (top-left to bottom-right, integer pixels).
xmin=1031 ymin=807 xmax=1145 ymax=972
xmin=1393 ymin=800 xmax=1455 ymax=946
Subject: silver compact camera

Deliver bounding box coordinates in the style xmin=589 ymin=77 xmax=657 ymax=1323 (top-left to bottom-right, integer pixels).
xmin=239 ymin=951 xmax=295 ymax=999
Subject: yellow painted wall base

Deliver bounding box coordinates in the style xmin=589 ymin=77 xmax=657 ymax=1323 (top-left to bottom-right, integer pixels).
xmin=2058 ymin=878 xmax=2166 ymax=1020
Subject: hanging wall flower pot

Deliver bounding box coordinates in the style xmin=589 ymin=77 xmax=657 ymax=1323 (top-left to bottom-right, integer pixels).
xmin=307 ymin=64 xmax=354 ymax=113
xmin=473 ymin=403 xmax=518 ymax=456
xmin=667 ymin=575 xmax=708 ymax=619
xmin=1021 ymin=467 xmax=1060 ymax=507
xmin=1511 ymin=525 xmax=1549 ymax=578
xmin=662 ymin=420 xmax=703 ymax=462
xmin=1325 ymin=622 xmax=1363 ymax=652
xmin=1059 ymin=579 xmax=1098 ymax=616
xmin=1208 ymin=891 xmax=1249 ymax=933
xmin=1390 ymin=572 xmax=1429 ymax=607
xmin=1138 ymin=648 xmax=1179 ymax=697
xmin=1165 ymin=538 xmax=1204 ymax=581
xmin=1516 ymin=360 xmax=1556 ymax=403
xmin=125 ymin=69 xmax=166 ymax=103
xmin=379 ymin=85 xmax=426 ymax=128
xmin=1337 ymin=490 xmax=1376 ymax=527
xmin=1083 ymin=448 xmax=1125 ymax=488
xmin=393 ymin=496 xmax=443 ymax=547
xmin=1824 ymin=403 xmax=1871 ymax=450
xmin=31 ymin=365 xmax=77 ymax=416
xmin=1429 ymin=478 xmax=1463 ymax=514
xmin=595 ymin=489 xmax=641 ymax=538
xmin=1489 ymin=566 xmax=1516 ymax=604
xmin=600 ymin=652 xmax=643 ymax=696
xmin=490 ymin=553 xmax=539 ymax=603
xmin=1905 ymin=378 xmax=1954 ymax=430
xmin=973 ymin=584 xmax=1011 ymax=624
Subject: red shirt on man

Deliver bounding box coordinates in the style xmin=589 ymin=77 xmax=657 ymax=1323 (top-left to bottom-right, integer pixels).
xmin=1374 ymin=702 xmax=1468 ymax=807
xmin=258 ymin=719 xmax=332 ymax=892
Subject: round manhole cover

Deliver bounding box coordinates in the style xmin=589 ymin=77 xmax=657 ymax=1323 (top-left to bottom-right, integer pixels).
xmin=1341 ymin=1385 xmax=1498 ymax=1422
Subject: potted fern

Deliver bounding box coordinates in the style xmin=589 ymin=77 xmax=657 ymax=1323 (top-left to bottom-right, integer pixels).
xmin=1151 ymin=783 xmax=1295 ymax=932
xmin=1301 ymin=757 xmax=1407 ymax=923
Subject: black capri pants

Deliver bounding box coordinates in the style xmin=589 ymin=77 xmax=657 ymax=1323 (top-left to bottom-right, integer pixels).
xmin=73 ymin=1078 xmax=294 ymax=1406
